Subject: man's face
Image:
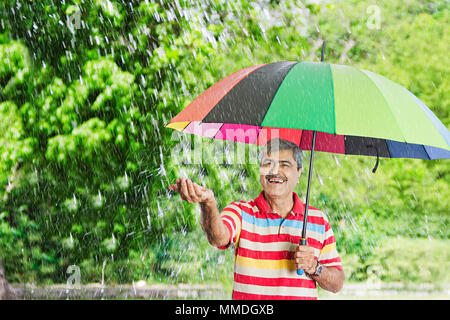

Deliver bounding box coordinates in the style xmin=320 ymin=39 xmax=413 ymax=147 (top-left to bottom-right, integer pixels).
xmin=259 ymin=148 xmax=302 ymax=199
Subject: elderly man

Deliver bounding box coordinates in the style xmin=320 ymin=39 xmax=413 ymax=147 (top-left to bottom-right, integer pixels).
xmin=169 ymin=138 xmax=344 ymax=300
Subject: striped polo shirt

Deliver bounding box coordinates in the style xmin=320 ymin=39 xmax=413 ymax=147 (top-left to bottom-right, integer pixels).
xmin=219 ymin=191 xmax=342 ymax=300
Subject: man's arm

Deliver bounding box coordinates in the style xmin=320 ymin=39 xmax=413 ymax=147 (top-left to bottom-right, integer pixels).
xmin=199 ymin=197 xmax=230 ymax=247
xmin=169 ymin=178 xmax=230 ymax=247
xmin=307 ymin=261 xmax=344 ymax=294
xmin=294 ymin=245 xmax=344 ymax=293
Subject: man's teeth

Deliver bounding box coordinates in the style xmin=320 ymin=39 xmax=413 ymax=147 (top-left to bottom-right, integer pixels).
xmin=268 ymin=178 xmax=284 ymax=183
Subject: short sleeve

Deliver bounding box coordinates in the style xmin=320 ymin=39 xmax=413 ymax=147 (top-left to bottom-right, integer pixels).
xmin=318 ymin=216 xmax=343 ymax=270
xmin=217 ymin=201 xmax=242 ymax=250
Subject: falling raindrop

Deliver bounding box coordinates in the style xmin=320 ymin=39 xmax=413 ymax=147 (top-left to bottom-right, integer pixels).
xmin=159 ymin=145 xmax=167 ymax=176
xmin=146 ymin=207 xmax=151 ymax=230
xmin=157 ymin=200 xmax=163 ymax=219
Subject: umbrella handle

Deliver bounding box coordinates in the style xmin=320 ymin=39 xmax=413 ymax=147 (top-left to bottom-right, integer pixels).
xmin=296 ymin=238 xmax=308 ymax=276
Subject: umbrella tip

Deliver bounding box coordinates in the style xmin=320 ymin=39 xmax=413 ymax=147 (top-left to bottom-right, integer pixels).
xmin=321 ymin=40 xmax=326 ymax=62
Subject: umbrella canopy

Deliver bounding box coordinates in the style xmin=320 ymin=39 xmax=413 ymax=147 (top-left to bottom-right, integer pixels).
xmin=166 ymin=61 xmax=450 ymax=160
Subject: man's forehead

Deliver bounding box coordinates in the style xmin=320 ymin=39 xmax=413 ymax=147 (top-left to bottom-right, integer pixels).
xmin=262 ymin=149 xmax=295 ymax=161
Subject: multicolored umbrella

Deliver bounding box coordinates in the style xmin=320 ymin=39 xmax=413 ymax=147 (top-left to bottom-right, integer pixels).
xmin=165 ymin=43 xmax=450 ymax=275
xmin=166 ymin=61 xmax=449 ymax=161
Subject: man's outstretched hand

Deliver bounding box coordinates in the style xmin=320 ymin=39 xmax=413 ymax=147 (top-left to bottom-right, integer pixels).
xmin=169 ymin=178 xmax=228 ymax=247
xmin=169 ymin=178 xmax=215 ymax=204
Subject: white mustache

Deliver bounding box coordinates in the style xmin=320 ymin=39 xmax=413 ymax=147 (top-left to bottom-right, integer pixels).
xmin=265 ymin=174 xmax=287 ymax=182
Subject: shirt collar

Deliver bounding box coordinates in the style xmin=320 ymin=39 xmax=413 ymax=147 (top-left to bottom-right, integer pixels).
xmin=254 ymin=191 xmax=305 ymax=216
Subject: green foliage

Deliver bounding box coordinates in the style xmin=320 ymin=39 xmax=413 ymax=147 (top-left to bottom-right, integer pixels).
xmin=343 ymin=237 xmax=450 ymax=283
xmin=0 ymin=101 xmax=34 ymax=187
xmin=0 ymin=0 xmax=448 ymax=286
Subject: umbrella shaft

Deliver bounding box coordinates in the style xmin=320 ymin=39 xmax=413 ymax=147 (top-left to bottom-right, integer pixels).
xmin=301 ymin=131 xmax=317 ymax=239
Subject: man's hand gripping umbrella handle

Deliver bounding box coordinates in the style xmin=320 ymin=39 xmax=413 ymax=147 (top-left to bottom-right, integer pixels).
xmin=297 ymin=238 xmax=308 ymax=275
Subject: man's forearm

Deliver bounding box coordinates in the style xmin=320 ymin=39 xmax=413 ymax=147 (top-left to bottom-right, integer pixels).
xmin=309 ymin=266 xmax=344 ymax=294
xmin=199 ymin=198 xmax=230 ymax=247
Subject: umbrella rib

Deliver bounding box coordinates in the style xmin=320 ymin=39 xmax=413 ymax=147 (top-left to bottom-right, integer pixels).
xmin=382 ymin=138 xmax=392 ymax=158
xmin=213 ymin=122 xmax=226 ymax=140
xmin=371 ymin=138 xmax=392 ymax=159
xmin=421 ymin=144 xmax=432 ymax=160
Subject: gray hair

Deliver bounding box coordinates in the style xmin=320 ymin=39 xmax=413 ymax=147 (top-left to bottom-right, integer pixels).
xmin=260 ymin=138 xmax=303 ymax=170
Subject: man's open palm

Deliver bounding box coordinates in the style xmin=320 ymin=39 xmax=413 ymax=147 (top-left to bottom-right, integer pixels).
xmin=169 ymin=178 xmax=214 ymax=204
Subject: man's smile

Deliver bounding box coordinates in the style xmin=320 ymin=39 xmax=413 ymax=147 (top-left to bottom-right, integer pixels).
xmin=266 ymin=174 xmax=287 ymax=184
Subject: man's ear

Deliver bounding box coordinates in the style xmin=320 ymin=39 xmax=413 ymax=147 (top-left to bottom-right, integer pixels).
xmin=297 ymin=168 xmax=303 ymax=181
